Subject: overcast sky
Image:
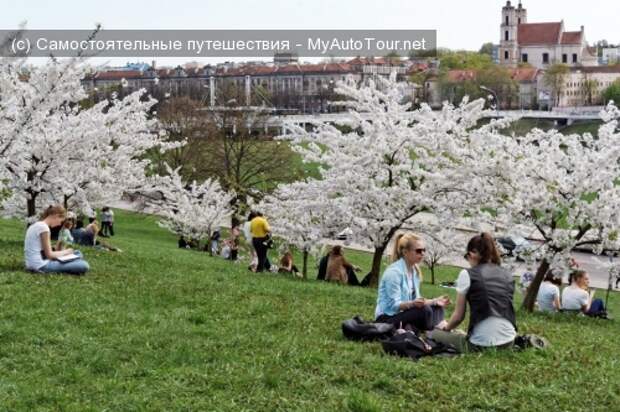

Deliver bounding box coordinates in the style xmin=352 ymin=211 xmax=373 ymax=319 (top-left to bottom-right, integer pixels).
xmin=3 ymin=0 xmax=619 ymax=67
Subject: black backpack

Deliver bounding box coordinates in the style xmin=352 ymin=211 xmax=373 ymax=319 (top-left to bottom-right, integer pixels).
xmin=381 ymin=331 xmax=459 ymax=361
xmin=342 ymin=316 xmax=395 ymax=341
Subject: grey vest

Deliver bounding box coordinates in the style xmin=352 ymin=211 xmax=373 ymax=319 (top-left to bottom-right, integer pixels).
xmin=466 ymin=263 xmax=517 ymax=336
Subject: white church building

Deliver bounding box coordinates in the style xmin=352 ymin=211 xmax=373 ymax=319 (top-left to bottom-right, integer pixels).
xmin=499 ymin=1 xmax=598 ymax=69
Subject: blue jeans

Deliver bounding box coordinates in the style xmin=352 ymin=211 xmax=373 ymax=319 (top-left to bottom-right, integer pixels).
xmin=40 ymin=251 xmax=90 ymax=275
xmin=587 ymin=298 xmax=605 ymax=316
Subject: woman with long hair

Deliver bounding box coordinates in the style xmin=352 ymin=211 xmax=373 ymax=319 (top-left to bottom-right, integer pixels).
xmin=374 ymin=232 xmax=450 ymax=332
xmin=562 ymin=270 xmax=606 ymax=317
xmin=24 ymin=205 xmax=89 ymax=275
xmin=433 ymin=232 xmax=516 ymax=352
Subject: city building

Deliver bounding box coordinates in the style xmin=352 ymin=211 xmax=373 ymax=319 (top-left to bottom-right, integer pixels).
xmin=499 ymin=1 xmax=597 ymax=69
xmin=425 ymin=67 xmax=541 ymax=109
xmin=81 ymin=56 xmax=428 ymax=113
xmin=601 ymin=47 xmax=620 ymax=65
xmin=554 ymin=65 xmax=620 ymax=107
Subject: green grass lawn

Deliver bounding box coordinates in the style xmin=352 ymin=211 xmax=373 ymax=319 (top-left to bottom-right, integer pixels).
xmin=0 ymin=210 xmax=619 ymax=411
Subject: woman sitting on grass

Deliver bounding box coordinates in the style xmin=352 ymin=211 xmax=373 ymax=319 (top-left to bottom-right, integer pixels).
xmin=325 ymin=246 xmax=359 ymax=285
xmin=561 ymin=270 xmax=607 ymax=317
xmin=278 ymin=251 xmax=300 ymax=276
xmin=24 ymin=205 xmax=89 ymax=275
xmin=432 ymin=233 xmax=516 ymax=353
xmin=536 ymin=270 xmax=562 ymax=313
xmin=375 ymin=233 xmax=449 ymax=332
xmin=55 ymin=217 xmax=76 ymax=251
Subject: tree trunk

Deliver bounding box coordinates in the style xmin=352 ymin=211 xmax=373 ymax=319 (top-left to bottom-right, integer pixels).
xmin=522 ymin=258 xmax=550 ymax=312
xmin=302 ymin=250 xmax=308 ymax=280
xmin=27 ymin=195 xmax=37 ymax=218
xmin=368 ymin=245 xmax=387 ymax=288
xmin=431 ymin=266 xmax=436 ymax=285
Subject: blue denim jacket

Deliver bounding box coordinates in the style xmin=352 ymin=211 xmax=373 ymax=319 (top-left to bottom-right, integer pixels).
xmin=374 ymin=258 xmax=421 ymax=319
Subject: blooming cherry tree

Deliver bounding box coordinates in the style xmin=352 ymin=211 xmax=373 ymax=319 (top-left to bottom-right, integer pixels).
xmin=281 ymin=74 xmax=496 ymax=286
xmin=0 ymin=56 xmax=179 ymax=219
xmin=260 ymin=180 xmax=349 ymax=279
xmin=149 ymin=166 xmax=233 ymax=253
xmin=479 ymin=103 xmax=620 ymax=311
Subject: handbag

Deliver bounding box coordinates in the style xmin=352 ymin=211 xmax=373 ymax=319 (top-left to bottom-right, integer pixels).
xmin=262 ymin=233 xmax=274 ymax=249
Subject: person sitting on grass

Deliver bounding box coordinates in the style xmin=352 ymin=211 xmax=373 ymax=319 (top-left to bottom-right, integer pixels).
xmin=24 ymin=205 xmax=89 ymax=275
xmin=536 ymin=270 xmax=562 ymax=313
xmin=55 ymin=217 xmax=76 ymax=251
xmin=561 ymin=270 xmax=607 ymax=317
xmin=278 ymin=251 xmax=300 ymax=276
xmin=375 ymin=233 xmax=449 ymax=332
xmin=432 ymin=233 xmax=516 ymax=353
xmin=317 ymin=245 xmax=361 ymax=286
xmin=325 ymin=246 xmax=360 ymax=285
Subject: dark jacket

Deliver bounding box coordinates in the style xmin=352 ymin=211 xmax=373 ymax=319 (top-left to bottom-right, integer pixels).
xmin=466 ymin=263 xmax=517 ymax=336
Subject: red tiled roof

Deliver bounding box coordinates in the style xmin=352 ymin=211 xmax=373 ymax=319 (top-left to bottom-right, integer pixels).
xmin=93 ymin=70 xmax=143 ymax=80
xmin=406 ymin=63 xmax=430 ymax=74
xmin=446 ymin=70 xmax=476 ymax=82
xmin=446 ymin=68 xmax=539 ymax=83
xmin=518 ymin=22 xmax=562 ymax=45
xmin=347 ymin=56 xmax=402 ymax=65
xmin=509 ymin=67 xmax=539 ymax=82
xmin=561 ymin=31 xmax=582 ymax=45
xmin=215 ymin=63 xmax=354 ymax=77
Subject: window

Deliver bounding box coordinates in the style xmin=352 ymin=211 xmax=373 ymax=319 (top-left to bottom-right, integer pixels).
xmin=518 ymin=18 xmax=521 ymax=24
xmin=543 ymin=53 xmax=549 ymax=64
xmin=522 ymin=53 xmax=528 ymax=63
xmin=505 ymin=31 xmax=509 ymax=41
xmin=562 ymin=54 xmax=567 ymax=63
xmin=572 ymin=54 xmax=578 ymax=63
xmin=505 ymin=15 xmax=509 ymax=25
xmin=504 ymin=50 xmax=509 ymax=60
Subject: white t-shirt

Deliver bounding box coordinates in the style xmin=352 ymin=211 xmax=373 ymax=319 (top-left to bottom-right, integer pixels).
xmin=456 ymin=269 xmax=517 ymax=347
xmin=561 ymin=286 xmax=589 ymax=311
xmin=537 ymin=281 xmax=560 ymax=312
xmin=242 ymin=221 xmax=252 ymax=241
xmin=24 ymin=221 xmax=51 ymax=270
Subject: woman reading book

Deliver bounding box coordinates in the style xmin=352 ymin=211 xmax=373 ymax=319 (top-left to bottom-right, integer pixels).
xmin=24 ymin=205 xmax=90 ymax=275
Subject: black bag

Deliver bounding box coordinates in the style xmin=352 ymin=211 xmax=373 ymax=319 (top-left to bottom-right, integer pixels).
xmin=262 ymin=234 xmax=274 ymax=249
xmin=381 ymin=331 xmax=459 ymax=361
xmin=342 ymin=316 xmax=395 ymax=342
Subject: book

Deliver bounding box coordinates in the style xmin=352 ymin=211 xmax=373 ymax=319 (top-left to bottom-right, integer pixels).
xmin=57 ymin=253 xmax=80 ymax=263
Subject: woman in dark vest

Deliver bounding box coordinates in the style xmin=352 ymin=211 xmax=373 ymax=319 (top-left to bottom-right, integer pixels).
xmin=432 ymin=232 xmax=517 ymax=352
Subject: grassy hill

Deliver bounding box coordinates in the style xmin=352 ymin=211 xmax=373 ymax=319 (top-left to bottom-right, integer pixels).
xmin=0 ymin=210 xmax=618 ymax=411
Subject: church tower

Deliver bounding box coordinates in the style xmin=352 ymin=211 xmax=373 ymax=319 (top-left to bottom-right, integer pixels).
xmin=500 ymin=1 xmax=520 ymax=66
xmin=515 ymin=1 xmax=527 ymax=25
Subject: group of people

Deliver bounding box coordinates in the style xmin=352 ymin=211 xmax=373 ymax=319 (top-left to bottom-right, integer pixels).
xmin=372 ymin=230 xmax=609 ymax=353
xmin=373 ymin=232 xmax=517 ymax=353
xmin=24 ymin=205 xmax=119 ymax=275
xmin=24 ymin=205 xmax=90 ymax=275
xmin=536 ymin=270 xmax=607 ymax=316
xmin=180 ymin=211 xmax=301 ymax=276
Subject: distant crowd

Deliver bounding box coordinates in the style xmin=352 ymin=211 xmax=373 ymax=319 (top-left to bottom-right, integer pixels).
xmin=24 ymin=205 xmax=610 ymax=354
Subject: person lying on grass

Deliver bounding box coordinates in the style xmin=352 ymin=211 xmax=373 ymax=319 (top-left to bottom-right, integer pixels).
xmin=24 ymin=205 xmax=90 ymax=275
xmin=431 ymin=233 xmax=517 ymax=353
xmin=72 ymin=218 xmax=121 ymax=252
xmin=375 ymin=233 xmax=450 ymax=332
